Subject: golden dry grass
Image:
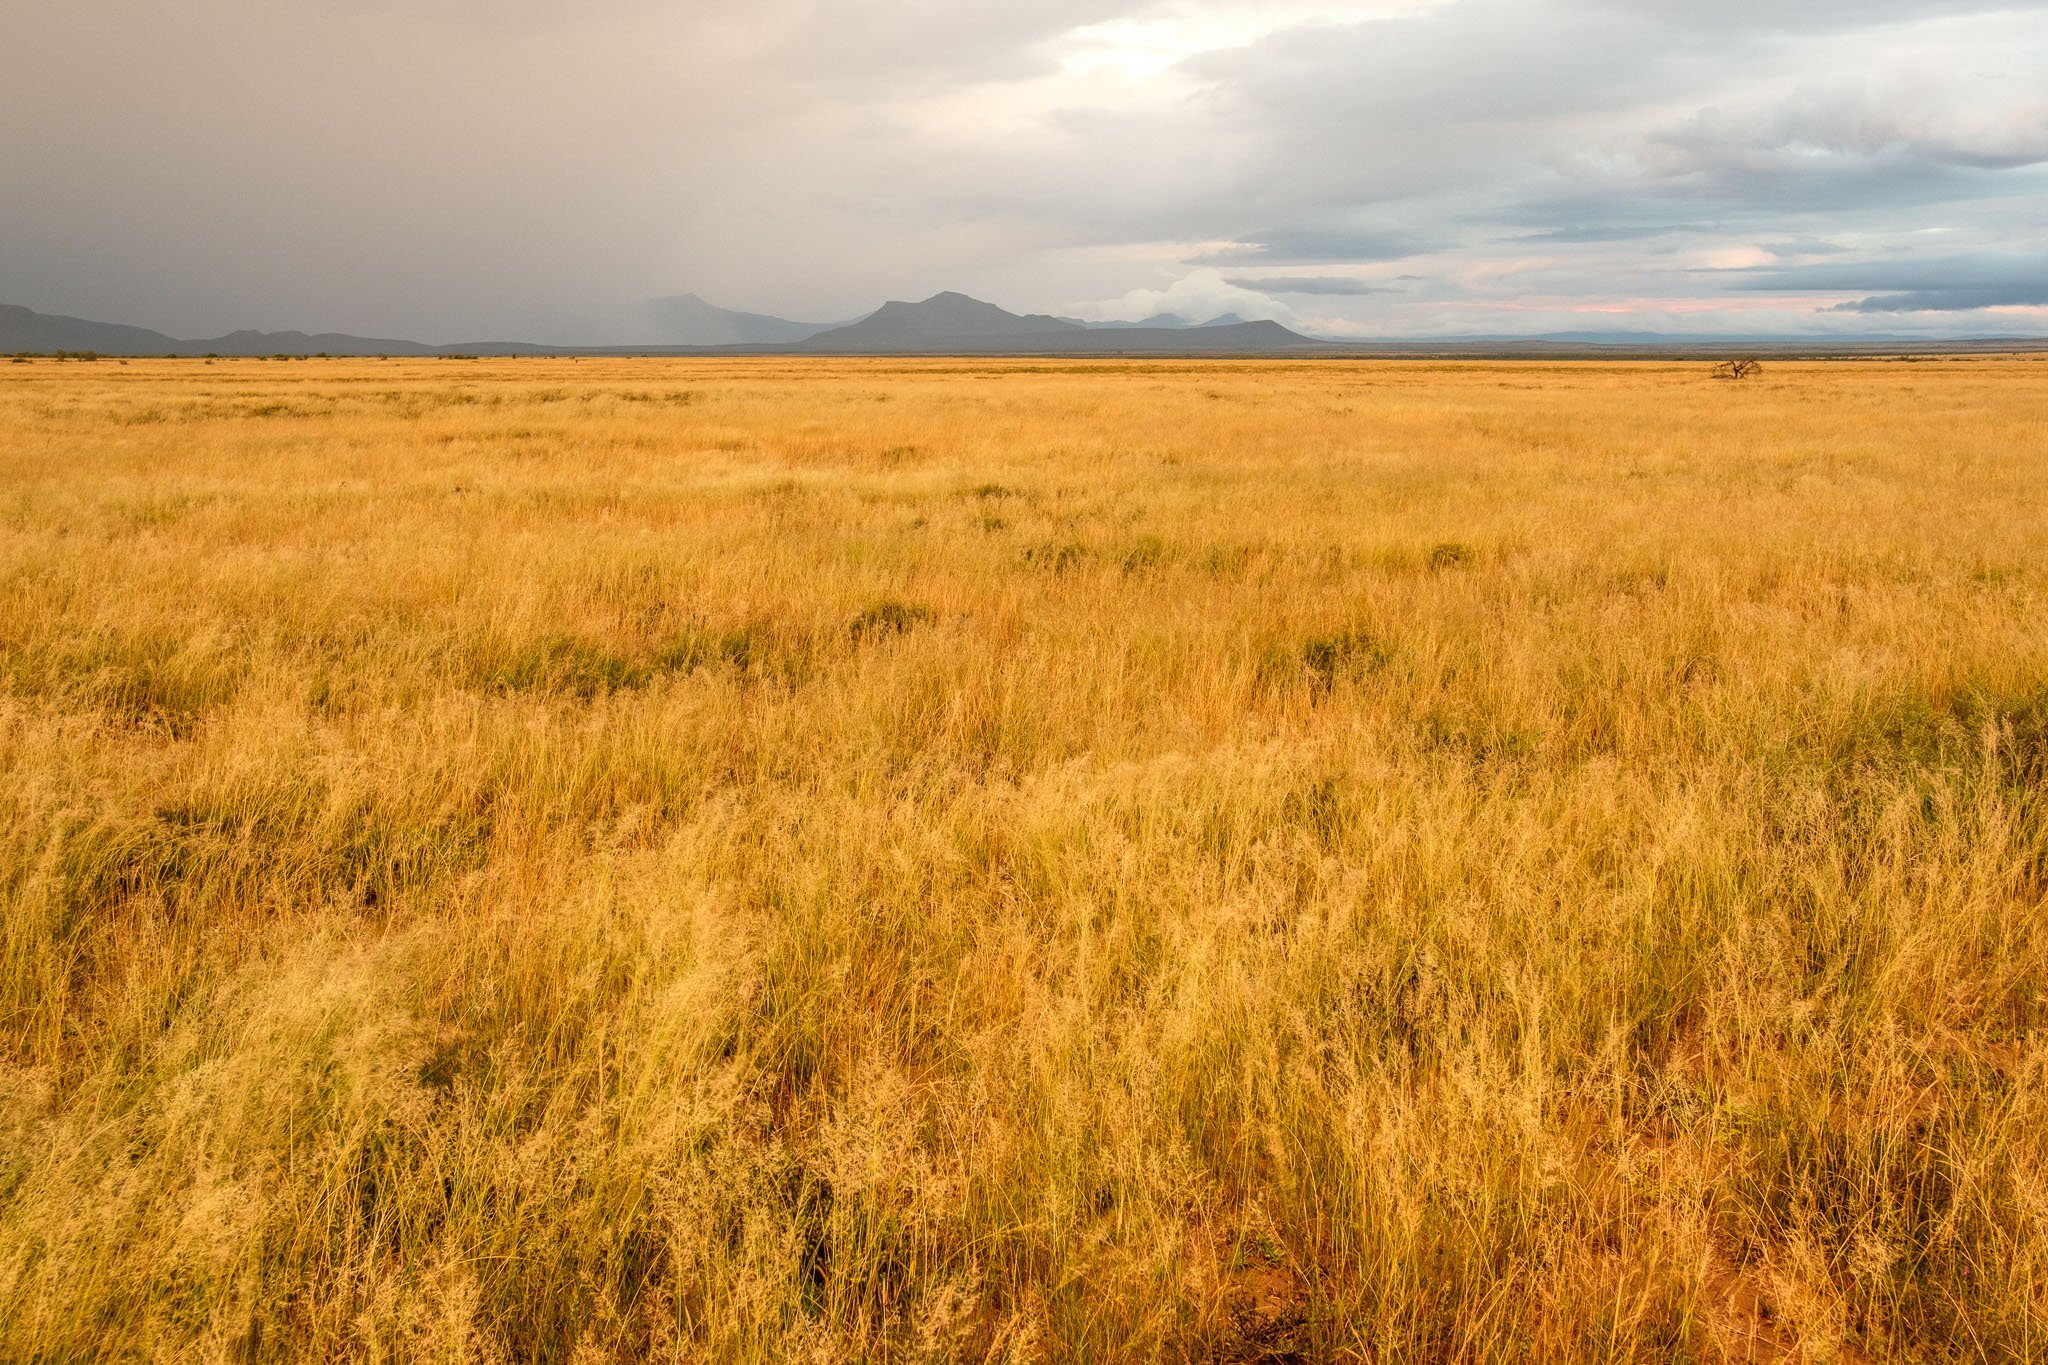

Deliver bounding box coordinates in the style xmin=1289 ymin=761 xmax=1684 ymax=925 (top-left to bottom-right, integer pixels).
xmin=1 ymin=354 xmax=2044 ymax=1361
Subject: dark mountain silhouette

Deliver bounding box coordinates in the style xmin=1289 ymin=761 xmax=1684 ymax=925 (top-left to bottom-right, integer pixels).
xmin=645 ymin=293 xmax=864 ymax=346
xmin=0 ymin=304 xmax=475 ymax=357
xmin=803 ymin=291 xmax=1083 ymax=346
xmin=2 ymin=304 xmax=189 ymax=355
xmin=192 ymin=329 xmax=448 ymax=356
xmin=795 ymin=292 xmax=1318 ymax=353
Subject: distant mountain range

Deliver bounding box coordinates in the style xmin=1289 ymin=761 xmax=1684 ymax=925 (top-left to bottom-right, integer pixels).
xmin=0 ymin=294 xmax=1314 ymax=356
xmin=640 ymin=291 xmax=1262 ymax=345
xmin=0 ymin=303 xmax=555 ymax=358
xmin=783 ymin=292 xmax=1308 ymax=354
xmin=5 ymin=295 xmax=2044 ymax=358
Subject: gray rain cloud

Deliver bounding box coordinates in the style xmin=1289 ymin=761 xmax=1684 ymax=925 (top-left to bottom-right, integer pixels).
xmin=3 ymin=0 xmax=2045 ymax=340
xmin=1732 ymin=252 xmax=2048 ymax=313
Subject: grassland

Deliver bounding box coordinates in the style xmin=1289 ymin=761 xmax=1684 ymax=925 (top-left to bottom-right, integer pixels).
xmin=0 ymin=354 xmax=2043 ymax=1361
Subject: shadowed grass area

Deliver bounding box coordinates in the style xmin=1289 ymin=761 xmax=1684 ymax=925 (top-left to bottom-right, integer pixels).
xmin=0 ymin=355 xmax=2044 ymax=1361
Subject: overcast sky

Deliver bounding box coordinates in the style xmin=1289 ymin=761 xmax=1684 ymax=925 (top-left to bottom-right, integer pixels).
xmin=4 ymin=0 xmax=2045 ymax=340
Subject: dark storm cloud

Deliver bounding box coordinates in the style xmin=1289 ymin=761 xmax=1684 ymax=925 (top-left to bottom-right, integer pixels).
xmin=1833 ymin=286 xmax=2048 ymax=311
xmin=1726 ymin=251 xmax=2048 ymax=313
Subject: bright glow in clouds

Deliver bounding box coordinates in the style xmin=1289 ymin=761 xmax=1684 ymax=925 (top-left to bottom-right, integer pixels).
xmin=1060 ymin=0 xmax=1442 ymax=82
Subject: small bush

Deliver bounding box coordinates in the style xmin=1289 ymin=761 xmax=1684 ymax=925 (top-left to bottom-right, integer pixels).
xmin=1201 ymin=544 xmax=1256 ymax=578
xmin=482 ymin=637 xmax=648 ymax=699
xmin=1301 ymin=628 xmax=1392 ymax=687
xmin=1259 ymin=626 xmax=1392 ymax=696
xmin=1417 ymin=713 xmax=1538 ymax=765
xmin=651 ymin=626 xmax=760 ymax=674
xmin=1428 ymin=542 xmax=1474 ymax=571
xmin=482 ymin=626 xmax=771 ymax=699
xmin=848 ymin=600 xmax=935 ymax=639
xmin=1117 ymin=535 xmax=1168 ymax=573
xmin=1024 ymin=540 xmax=1091 ymax=573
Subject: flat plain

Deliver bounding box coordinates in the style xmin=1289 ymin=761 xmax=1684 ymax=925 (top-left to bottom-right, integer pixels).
xmin=1 ymin=355 xmax=2044 ymax=1361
